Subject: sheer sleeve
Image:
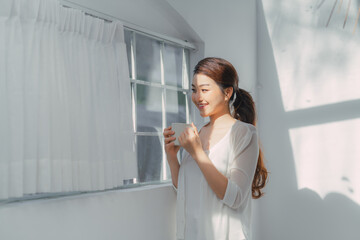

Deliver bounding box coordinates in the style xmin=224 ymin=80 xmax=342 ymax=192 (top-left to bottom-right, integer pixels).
xmin=173 ymin=184 xmax=178 ymax=192
xmin=220 ymin=123 xmax=259 ymax=209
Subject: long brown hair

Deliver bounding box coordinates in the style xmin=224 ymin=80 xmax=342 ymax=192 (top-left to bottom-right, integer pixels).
xmin=193 ymin=57 xmax=268 ymax=199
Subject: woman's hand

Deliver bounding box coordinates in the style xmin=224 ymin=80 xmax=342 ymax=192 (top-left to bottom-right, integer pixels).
xmin=178 ymin=122 xmax=204 ymax=158
xmin=163 ymin=126 xmax=181 ymax=158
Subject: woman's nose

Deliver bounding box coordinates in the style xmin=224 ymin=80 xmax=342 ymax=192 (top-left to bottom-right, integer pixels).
xmin=194 ymin=92 xmax=202 ymax=102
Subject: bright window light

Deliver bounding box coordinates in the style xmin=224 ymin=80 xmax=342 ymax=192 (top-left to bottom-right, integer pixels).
xmin=263 ymin=0 xmax=360 ymax=111
xmin=289 ymin=118 xmax=360 ymax=205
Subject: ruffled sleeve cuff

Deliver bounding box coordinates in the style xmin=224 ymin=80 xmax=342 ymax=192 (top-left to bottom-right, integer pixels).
xmin=220 ymin=179 xmax=240 ymax=209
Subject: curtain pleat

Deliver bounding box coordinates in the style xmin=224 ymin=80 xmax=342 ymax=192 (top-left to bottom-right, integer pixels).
xmin=0 ymin=0 xmax=137 ymax=200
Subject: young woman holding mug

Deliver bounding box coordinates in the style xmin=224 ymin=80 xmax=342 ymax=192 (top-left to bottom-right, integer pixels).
xmin=163 ymin=57 xmax=268 ymax=240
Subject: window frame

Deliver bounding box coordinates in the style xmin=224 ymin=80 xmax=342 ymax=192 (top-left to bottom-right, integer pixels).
xmin=125 ymin=29 xmax=192 ymax=183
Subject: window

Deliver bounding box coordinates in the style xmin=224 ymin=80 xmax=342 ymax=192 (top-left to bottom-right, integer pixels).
xmin=0 ymin=1 xmax=196 ymax=204
xmin=124 ymin=29 xmax=192 ymax=184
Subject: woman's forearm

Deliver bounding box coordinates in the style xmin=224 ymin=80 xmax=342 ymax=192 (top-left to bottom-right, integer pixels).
xmin=193 ymin=150 xmax=228 ymax=200
xmin=167 ymin=155 xmax=180 ymax=188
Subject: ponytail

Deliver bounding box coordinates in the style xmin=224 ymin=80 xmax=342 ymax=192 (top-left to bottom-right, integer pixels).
xmin=232 ymin=87 xmax=268 ymax=199
xmin=232 ymin=88 xmax=255 ymax=125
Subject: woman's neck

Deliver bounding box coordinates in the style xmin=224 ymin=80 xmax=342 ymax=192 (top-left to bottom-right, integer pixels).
xmin=208 ymin=113 xmax=235 ymax=129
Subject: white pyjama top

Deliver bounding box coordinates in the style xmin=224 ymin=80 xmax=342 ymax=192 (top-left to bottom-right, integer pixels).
xmin=173 ymin=120 xmax=259 ymax=240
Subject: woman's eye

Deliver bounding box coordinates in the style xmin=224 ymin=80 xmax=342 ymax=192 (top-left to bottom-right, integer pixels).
xmin=201 ymin=89 xmax=208 ymax=92
xmin=191 ymin=89 xmax=195 ymax=92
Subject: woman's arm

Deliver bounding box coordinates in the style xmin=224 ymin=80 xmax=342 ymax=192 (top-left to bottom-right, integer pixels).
xmin=192 ymin=151 xmax=228 ymax=199
xmin=178 ymin=122 xmax=228 ymax=199
xmin=192 ymin=124 xmax=259 ymax=209
xmin=220 ymin=129 xmax=258 ymax=209
xmin=163 ymin=125 xmax=181 ymax=191
xmin=166 ymin=154 xmax=180 ymax=189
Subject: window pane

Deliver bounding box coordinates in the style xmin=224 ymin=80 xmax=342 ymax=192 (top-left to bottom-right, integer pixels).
xmin=166 ymin=90 xmax=187 ymax=127
xmin=163 ymin=44 xmax=183 ymax=87
xmin=136 ymin=34 xmax=161 ymax=83
xmin=136 ymin=135 xmax=163 ymax=182
xmin=136 ymin=84 xmax=162 ymax=132
xmin=124 ymin=29 xmax=132 ymax=79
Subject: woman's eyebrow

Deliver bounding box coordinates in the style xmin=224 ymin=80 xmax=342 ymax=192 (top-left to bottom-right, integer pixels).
xmin=191 ymin=84 xmax=210 ymax=87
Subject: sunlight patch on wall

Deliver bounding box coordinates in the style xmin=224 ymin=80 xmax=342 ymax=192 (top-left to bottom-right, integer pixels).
xmin=262 ymin=0 xmax=360 ymax=111
xmin=289 ymin=118 xmax=360 ymax=205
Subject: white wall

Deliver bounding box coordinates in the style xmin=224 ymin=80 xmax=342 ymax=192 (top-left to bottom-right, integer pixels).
xmin=255 ymin=0 xmax=360 ymax=239
xmin=0 ymin=0 xmax=258 ymax=240
xmin=167 ymin=0 xmax=257 ymax=94
xmin=0 ymin=185 xmax=176 ymax=240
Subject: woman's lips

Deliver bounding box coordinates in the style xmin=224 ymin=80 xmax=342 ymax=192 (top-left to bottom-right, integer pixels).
xmin=198 ymin=104 xmax=208 ymax=109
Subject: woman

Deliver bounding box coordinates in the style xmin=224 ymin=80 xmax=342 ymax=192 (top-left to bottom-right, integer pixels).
xmin=163 ymin=57 xmax=268 ymax=240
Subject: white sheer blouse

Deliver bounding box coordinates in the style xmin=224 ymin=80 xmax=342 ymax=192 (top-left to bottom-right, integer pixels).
xmin=172 ymin=120 xmax=259 ymax=240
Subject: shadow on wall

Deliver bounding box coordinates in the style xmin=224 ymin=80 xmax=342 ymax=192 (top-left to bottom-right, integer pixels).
xmin=254 ymin=0 xmax=360 ymax=240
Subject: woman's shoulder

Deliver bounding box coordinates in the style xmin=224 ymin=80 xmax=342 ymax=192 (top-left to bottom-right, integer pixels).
xmin=233 ymin=120 xmax=257 ymax=136
xmin=229 ymin=120 xmax=258 ymax=149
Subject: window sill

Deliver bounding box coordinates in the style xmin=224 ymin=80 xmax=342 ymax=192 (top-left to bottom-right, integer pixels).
xmin=0 ymin=180 xmax=174 ymax=206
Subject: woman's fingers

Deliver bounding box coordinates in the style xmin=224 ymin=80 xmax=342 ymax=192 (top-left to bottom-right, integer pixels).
xmin=191 ymin=122 xmax=198 ymax=135
xmin=163 ymin=129 xmax=175 ymax=137
xmin=163 ymin=126 xmax=170 ymax=135
xmin=178 ymin=133 xmax=184 ymax=145
xmin=164 ymin=136 xmax=176 ymax=144
xmin=167 ymin=141 xmax=175 ymax=147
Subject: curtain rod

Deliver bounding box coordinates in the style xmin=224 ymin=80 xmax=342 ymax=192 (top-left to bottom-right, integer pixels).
xmin=59 ymin=0 xmax=197 ymax=51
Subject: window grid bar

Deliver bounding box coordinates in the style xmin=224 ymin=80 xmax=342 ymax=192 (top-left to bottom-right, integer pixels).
xmin=185 ymin=92 xmax=190 ymax=124
xmin=182 ymin=49 xmax=191 ymax=124
xmin=131 ymin=31 xmax=137 ymax=80
xmin=125 ymin=26 xmax=196 ymax=51
xmin=131 ymin=84 xmax=136 ymax=132
xmin=160 ymin=42 xmax=165 ymax=86
xmin=135 ymin=132 xmax=162 ymax=136
xmin=131 ymin=32 xmax=137 ymax=133
xmin=160 ymin=42 xmax=167 ymax=181
xmin=130 ymin=79 xmax=189 ymax=92
xmin=182 ymin=49 xmax=188 ymax=90
xmin=130 ymin=31 xmax=138 ymax=184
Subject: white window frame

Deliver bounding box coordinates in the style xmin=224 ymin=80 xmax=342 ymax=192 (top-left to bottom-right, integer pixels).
xmin=125 ymin=29 xmax=193 ymax=182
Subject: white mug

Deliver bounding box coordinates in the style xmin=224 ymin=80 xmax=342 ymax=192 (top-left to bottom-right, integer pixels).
xmin=171 ymin=123 xmax=193 ymax=146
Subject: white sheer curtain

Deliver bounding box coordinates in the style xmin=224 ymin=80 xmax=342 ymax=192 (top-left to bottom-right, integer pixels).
xmin=0 ymin=0 xmax=137 ymax=200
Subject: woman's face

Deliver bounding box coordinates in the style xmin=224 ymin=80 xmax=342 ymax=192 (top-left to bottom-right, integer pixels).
xmin=191 ymin=74 xmax=229 ymax=118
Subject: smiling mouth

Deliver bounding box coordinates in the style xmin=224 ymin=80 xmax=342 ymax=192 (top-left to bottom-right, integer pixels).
xmin=198 ymin=103 xmax=208 ymax=109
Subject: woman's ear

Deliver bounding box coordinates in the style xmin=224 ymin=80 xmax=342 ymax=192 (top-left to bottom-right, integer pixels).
xmin=225 ymin=87 xmax=233 ymax=101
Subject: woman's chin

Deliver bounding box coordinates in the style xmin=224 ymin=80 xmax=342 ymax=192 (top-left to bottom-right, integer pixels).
xmin=199 ymin=111 xmax=209 ymax=117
